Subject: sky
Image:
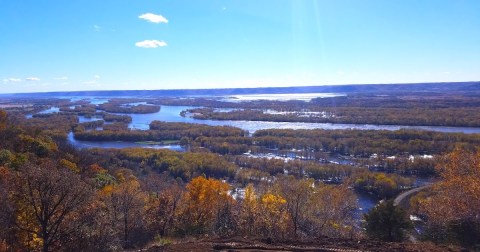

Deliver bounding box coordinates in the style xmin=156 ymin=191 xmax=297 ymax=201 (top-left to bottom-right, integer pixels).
xmin=1 ymin=0 xmax=480 ymax=93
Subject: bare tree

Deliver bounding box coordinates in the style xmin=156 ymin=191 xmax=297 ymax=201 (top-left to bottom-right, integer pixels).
xmin=12 ymin=161 xmax=92 ymax=252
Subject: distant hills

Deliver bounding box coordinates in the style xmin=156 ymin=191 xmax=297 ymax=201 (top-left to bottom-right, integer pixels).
xmin=4 ymin=81 xmax=480 ymax=97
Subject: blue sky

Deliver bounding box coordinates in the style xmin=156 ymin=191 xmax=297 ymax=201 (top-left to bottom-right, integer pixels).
xmin=1 ymin=0 xmax=480 ymax=93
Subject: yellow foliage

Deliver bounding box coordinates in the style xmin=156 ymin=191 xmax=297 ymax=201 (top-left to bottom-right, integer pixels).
xmin=179 ymin=176 xmax=233 ymax=232
xmin=244 ymin=183 xmax=257 ymax=206
xmin=100 ymin=184 xmax=115 ymax=196
xmin=259 ymin=192 xmax=289 ymax=238
xmin=114 ymin=168 xmax=139 ymax=186
xmin=0 ymin=110 xmax=6 ymax=131
xmin=261 ymin=193 xmax=286 ymax=207
xmin=420 ymin=148 xmax=480 ymax=225
xmin=60 ymin=159 xmax=80 ymax=173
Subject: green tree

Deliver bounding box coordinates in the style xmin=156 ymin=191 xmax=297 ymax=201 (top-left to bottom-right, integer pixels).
xmin=364 ymin=200 xmax=412 ymax=241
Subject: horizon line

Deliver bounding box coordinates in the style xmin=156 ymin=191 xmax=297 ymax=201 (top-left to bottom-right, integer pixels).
xmin=2 ymin=80 xmax=479 ymax=96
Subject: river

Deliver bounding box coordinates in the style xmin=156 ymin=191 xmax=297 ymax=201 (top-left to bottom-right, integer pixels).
xmin=67 ymin=132 xmax=185 ymax=151
xmin=122 ymin=105 xmax=480 ymax=134
xmin=30 ymin=104 xmax=480 ymax=149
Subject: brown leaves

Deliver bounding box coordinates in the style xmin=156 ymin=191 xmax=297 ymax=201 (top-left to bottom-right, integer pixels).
xmin=418 ymin=148 xmax=480 ymax=244
xmin=11 ymin=160 xmax=92 ymax=251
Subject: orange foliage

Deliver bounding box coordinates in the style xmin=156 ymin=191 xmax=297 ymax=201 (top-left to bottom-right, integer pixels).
xmin=178 ymin=176 xmax=233 ymax=234
xmin=420 ymin=148 xmax=480 ymax=224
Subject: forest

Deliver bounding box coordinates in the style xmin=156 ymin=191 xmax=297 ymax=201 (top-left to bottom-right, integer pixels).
xmin=0 ymin=90 xmax=480 ymax=251
xmin=184 ymin=106 xmax=480 ymax=127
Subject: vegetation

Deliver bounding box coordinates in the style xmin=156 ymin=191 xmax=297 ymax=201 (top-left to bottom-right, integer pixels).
xmin=0 ymin=109 xmax=359 ymax=251
xmin=0 ymin=89 xmax=479 ymax=250
xmin=413 ymin=148 xmax=480 ymax=247
xmin=181 ymin=94 xmax=480 ymax=127
xmin=74 ymin=121 xmax=246 ymax=142
xmin=364 ymin=200 xmax=412 ymax=241
xmin=253 ymin=128 xmax=480 ymax=157
xmin=352 ymin=171 xmax=414 ymax=199
xmin=98 ymin=100 xmax=160 ymax=114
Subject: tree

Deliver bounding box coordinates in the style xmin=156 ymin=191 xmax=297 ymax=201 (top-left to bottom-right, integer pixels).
xmin=177 ymin=176 xmax=233 ymax=234
xmin=0 ymin=167 xmax=16 ymax=251
xmin=258 ymin=192 xmax=289 ymax=239
xmin=310 ymin=184 xmax=358 ymax=238
xmin=418 ymin=148 xmax=480 ymax=246
xmin=144 ymin=179 xmax=183 ymax=236
xmin=239 ymin=183 xmax=259 ymax=236
xmin=11 ymin=161 xmax=92 ymax=252
xmin=364 ymin=200 xmax=412 ymax=241
xmin=275 ymin=176 xmax=312 ymax=238
xmin=101 ymin=169 xmax=146 ymax=248
xmin=0 ymin=110 xmax=6 ymax=132
xmin=0 ymin=110 xmax=7 ymax=146
xmin=0 ymin=149 xmax=14 ymax=167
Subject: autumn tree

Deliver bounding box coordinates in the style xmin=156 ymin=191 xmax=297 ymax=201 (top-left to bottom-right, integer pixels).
xmin=144 ymin=174 xmax=184 ymax=237
xmin=177 ymin=176 xmax=234 ymax=235
xmin=100 ymin=168 xmax=147 ymax=248
xmin=275 ymin=176 xmax=313 ymax=238
xmin=238 ymin=183 xmax=259 ymax=236
xmin=0 ymin=110 xmax=6 ymax=132
xmin=0 ymin=167 xmax=16 ymax=251
xmin=418 ymin=148 xmax=480 ymax=246
xmin=0 ymin=110 xmax=7 ymax=146
xmin=257 ymin=192 xmax=290 ymax=239
xmin=11 ymin=161 xmax=92 ymax=252
xmin=307 ymin=184 xmax=358 ymax=238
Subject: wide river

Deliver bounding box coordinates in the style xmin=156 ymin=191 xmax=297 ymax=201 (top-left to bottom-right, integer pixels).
xmin=124 ymin=105 xmax=480 ymax=134
xmin=65 ymin=104 xmax=480 ymax=149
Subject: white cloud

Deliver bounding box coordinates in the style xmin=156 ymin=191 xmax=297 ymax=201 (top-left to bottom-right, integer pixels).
xmin=138 ymin=13 xmax=168 ymax=24
xmin=135 ymin=40 xmax=167 ymax=48
xmin=54 ymin=76 xmax=68 ymax=80
xmin=93 ymin=25 xmax=101 ymax=32
xmin=26 ymin=77 xmax=40 ymax=81
xmin=94 ymin=75 xmax=100 ymax=79
xmin=3 ymin=78 xmax=22 ymax=83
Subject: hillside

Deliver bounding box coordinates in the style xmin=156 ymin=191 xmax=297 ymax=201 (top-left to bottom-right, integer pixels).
xmin=144 ymin=237 xmax=456 ymax=252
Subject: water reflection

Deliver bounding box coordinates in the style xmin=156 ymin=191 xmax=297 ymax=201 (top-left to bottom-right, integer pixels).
xmin=67 ymin=132 xmax=184 ymax=151
xmin=29 ymin=98 xmax=480 ymax=149
xmin=127 ymin=106 xmax=480 ymax=134
xmin=38 ymin=107 xmax=60 ymax=114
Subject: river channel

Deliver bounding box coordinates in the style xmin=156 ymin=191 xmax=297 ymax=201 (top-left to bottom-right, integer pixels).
xmin=52 ymin=104 xmax=480 ymax=149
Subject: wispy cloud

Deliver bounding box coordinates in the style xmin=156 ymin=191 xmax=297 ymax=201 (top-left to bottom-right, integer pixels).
xmin=94 ymin=75 xmax=101 ymax=79
xmin=93 ymin=25 xmax=101 ymax=32
xmin=138 ymin=13 xmax=168 ymax=24
xmin=54 ymin=76 xmax=68 ymax=80
xmin=135 ymin=40 xmax=167 ymax=48
xmin=26 ymin=77 xmax=40 ymax=81
xmin=3 ymin=78 xmax=22 ymax=83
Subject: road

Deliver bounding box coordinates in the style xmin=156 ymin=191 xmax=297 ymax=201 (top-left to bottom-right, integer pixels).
xmin=393 ymin=185 xmax=432 ymax=206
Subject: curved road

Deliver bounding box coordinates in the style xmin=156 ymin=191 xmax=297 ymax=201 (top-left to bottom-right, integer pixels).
xmin=393 ymin=185 xmax=432 ymax=206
